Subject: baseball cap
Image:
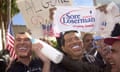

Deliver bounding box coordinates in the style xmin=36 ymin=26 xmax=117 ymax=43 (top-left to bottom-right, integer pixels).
xmin=94 ymin=36 xmax=103 ymax=41
xmin=104 ymin=36 xmax=120 ymax=45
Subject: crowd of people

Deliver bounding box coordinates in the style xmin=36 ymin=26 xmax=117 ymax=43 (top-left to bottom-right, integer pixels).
xmin=0 ymin=23 xmax=120 ymax=72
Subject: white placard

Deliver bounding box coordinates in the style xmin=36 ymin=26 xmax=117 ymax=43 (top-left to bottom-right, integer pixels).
xmin=53 ymin=6 xmax=96 ymax=33
xmin=16 ymin=0 xmax=72 ymax=38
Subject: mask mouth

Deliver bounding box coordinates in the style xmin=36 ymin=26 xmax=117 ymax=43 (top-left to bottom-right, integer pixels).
xmin=18 ymin=47 xmax=28 ymax=51
xmin=71 ymin=45 xmax=82 ymax=52
xmin=72 ymin=45 xmax=81 ymax=49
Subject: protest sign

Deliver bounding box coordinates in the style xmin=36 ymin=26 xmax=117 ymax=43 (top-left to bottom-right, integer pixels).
xmin=16 ymin=0 xmax=72 ymax=38
xmin=53 ymin=3 xmax=120 ymax=37
xmin=95 ymin=2 xmax=120 ymax=37
xmin=53 ymin=6 xmax=96 ymax=33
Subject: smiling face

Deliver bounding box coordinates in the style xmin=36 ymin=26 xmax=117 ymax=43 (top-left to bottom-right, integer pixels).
xmin=108 ymin=41 xmax=120 ymax=72
xmin=14 ymin=32 xmax=32 ymax=58
xmin=62 ymin=32 xmax=83 ymax=59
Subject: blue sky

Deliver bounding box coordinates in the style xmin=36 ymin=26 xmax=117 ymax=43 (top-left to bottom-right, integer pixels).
xmin=12 ymin=13 xmax=25 ymax=25
xmin=12 ymin=0 xmax=93 ymax=25
xmin=73 ymin=0 xmax=93 ymax=6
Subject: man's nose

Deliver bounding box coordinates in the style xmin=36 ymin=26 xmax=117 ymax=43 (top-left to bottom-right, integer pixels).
xmin=106 ymin=52 xmax=112 ymax=60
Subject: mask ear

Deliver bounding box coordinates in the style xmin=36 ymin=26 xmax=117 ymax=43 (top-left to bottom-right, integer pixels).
xmin=62 ymin=45 xmax=69 ymax=54
xmin=61 ymin=45 xmax=68 ymax=55
xmin=61 ymin=46 xmax=65 ymax=52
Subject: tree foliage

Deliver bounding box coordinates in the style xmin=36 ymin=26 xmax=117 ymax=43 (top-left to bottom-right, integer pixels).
xmin=0 ymin=0 xmax=19 ymax=49
xmin=0 ymin=0 xmax=19 ymax=30
xmin=11 ymin=0 xmax=19 ymax=17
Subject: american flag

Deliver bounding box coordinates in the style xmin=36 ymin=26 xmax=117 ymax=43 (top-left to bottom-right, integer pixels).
xmin=47 ymin=24 xmax=54 ymax=36
xmin=6 ymin=22 xmax=17 ymax=59
xmin=42 ymin=24 xmax=47 ymax=36
xmin=42 ymin=24 xmax=58 ymax=37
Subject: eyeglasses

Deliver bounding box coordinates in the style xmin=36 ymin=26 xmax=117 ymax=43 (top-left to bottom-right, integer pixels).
xmin=84 ymin=39 xmax=94 ymax=42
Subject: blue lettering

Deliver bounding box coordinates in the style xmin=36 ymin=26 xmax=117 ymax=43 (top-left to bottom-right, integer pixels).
xmin=61 ymin=14 xmax=95 ymax=24
xmin=65 ymin=13 xmax=80 ymax=19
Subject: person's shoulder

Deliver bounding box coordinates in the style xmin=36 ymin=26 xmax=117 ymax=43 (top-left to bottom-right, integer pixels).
xmin=6 ymin=59 xmax=23 ymax=72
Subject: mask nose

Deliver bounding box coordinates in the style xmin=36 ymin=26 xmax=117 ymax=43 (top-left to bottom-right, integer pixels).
xmin=19 ymin=39 xmax=25 ymax=44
